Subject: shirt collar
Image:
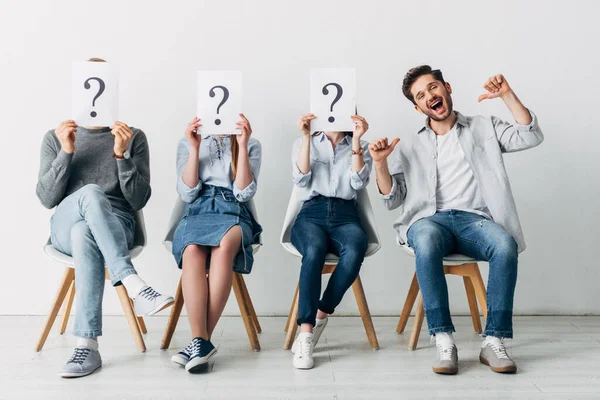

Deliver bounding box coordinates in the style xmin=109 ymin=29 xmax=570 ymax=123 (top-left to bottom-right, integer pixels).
xmin=418 ymin=111 xmax=467 ymax=134
xmin=317 ymin=132 xmax=351 ymax=146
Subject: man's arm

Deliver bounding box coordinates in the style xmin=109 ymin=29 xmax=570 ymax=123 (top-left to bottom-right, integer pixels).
xmin=369 ymin=138 xmax=406 ymax=210
xmin=117 ymin=129 xmax=151 ymax=210
xmin=36 ymin=130 xmax=73 ymax=209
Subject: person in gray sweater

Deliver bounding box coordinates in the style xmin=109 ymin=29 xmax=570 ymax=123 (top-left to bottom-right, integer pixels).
xmin=37 ymin=115 xmax=174 ymax=378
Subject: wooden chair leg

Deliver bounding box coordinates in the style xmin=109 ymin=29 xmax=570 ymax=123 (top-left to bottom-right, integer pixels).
xmin=239 ymin=274 xmax=261 ymax=334
xmin=351 ymin=275 xmax=380 ymax=350
xmin=232 ymin=273 xmax=260 ymax=351
xmin=128 ymin=298 xmax=147 ymax=335
xmin=58 ymin=280 xmax=76 ymax=334
xmin=408 ymin=294 xmax=425 ymax=351
xmin=397 ymin=273 xmax=420 ymax=333
xmin=284 ymin=284 xmax=300 ymax=350
xmin=467 ymin=263 xmax=488 ymax=320
xmin=115 ymin=285 xmax=146 ymax=352
xmin=35 ymin=268 xmax=75 ymax=352
xmin=284 ymin=284 xmax=299 ymax=333
xmin=463 ymin=276 xmax=482 ymax=333
xmin=160 ymin=277 xmax=184 ymax=350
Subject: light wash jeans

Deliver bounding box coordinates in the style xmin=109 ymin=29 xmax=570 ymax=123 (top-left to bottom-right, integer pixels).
xmin=50 ymin=184 xmax=136 ymax=337
xmin=407 ymin=210 xmax=518 ymax=338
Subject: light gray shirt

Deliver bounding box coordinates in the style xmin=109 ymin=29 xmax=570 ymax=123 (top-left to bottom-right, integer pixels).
xmin=292 ymin=133 xmax=372 ymax=201
xmin=36 ymin=126 xmax=151 ymax=214
xmin=381 ymin=110 xmax=543 ymax=253
xmin=176 ymin=136 xmax=261 ymax=203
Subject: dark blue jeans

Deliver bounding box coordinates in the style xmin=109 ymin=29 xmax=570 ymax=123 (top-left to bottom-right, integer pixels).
xmin=291 ymin=196 xmax=368 ymax=327
xmin=407 ymin=210 xmax=518 ymax=338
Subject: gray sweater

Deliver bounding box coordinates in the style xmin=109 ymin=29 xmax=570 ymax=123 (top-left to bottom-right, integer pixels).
xmin=36 ymin=126 xmax=151 ymax=214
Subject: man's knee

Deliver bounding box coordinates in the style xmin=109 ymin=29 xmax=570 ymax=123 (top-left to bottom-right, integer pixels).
xmin=490 ymin=234 xmax=518 ymax=261
xmin=408 ymin=221 xmax=448 ymax=256
xmin=79 ymin=184 xmax=109 ymax=207
xmin=70 ymin=221 xmax=97 ymax=251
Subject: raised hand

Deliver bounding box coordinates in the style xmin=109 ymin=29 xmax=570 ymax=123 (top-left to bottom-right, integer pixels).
xmin=185 ymin=117 xmax=202 ymax=149
xmin=369 ymin=137 xmax=400 ymax=163
xmin=235 ymin=113 xmax=252 ymax=147
xmin=111 ymin=121 xmax=134 ymax=157
xmin=297 ymin=113 xmax=316 ymax=136
xmin=478 ymin=74 xmax=512 ymax=102
xmin=56 ymin=120 xmax=78 ymax=154
xmin=351 ymin=115 xmax=369 ymax=139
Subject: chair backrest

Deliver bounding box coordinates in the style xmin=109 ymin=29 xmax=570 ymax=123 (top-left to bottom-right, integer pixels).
xmin=280 ymin=187 xmax=381 ymax=258
xmin=163 ymin=197 xmax=262 ymax=253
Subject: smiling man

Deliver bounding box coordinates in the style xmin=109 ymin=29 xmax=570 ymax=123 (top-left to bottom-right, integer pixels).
xmin=369 ymin=65 xmax=544 ymax=375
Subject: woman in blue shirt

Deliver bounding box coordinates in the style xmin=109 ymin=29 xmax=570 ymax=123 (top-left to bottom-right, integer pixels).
xmin=290 ymin=113 xmax=372 ymax=369
xmin=171 ymin=114 xmax=262 ymax=373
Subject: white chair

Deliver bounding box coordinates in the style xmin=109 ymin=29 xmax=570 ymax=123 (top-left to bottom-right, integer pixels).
xmin=160 ymin=198 xmax=263 ymax=351
xmin=280 ymin=188 xmax=381 ymax=350
xmin=36 ymin=211 xmax=149 ymax=352
xmin=396 ymin=244 xmax=487 ymax=350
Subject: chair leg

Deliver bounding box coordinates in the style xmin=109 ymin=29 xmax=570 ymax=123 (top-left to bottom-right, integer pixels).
xmin=467 ymin=263 xmax=488 ymax=320
xmin=115 ymin=285 xmax=146 ymax=352
xmin=58 ymin=280 xmax=76 ymax=334
xmin=396 ymin=272 xmax=420 ymax=333
xmin=351 ymin=275 xmax=380 ymax=350
xmin=239 ymin=274 xmax=261 ymax=334
xmin=284 ymin=284 xmax=299 ymax=333
xmin=284 ymin=284 xmax=300 ymax=350
xmin=232 ymin=273 xmax=260 ymax=351
xmin=160 ymin=277 xmax=184 ymax=350
xmin=463 ymin=276 xmax=482 ymax=333
xmin=129 ymin=298 xmax=148 ymax=335
xmin=35 ymin=268 xmax=75 ymax=352
xmin=408 ymin=294 xmax=425 ymax=351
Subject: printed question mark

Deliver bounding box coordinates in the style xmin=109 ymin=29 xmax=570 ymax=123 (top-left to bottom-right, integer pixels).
xmin=83 ymin=77 xmax=106 ymax=118
xmin=209 ymin=85 xmax=230 ymax=125
xmin=322 ymin=82 xmax=343 ymax=123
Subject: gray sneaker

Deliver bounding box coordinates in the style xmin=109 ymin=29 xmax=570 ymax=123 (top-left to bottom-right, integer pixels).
xmin=480 ymin=340 xmax=517 ymax=373
xmin=59 ymin=347 xmax=102 ymax=378
xmin=432 ymin=343 xmax=458 ymax=375
xmin=292 ymin=317 xmax=328 ymax=354
xmin=134 ymin=286 xmax=174 ymax=316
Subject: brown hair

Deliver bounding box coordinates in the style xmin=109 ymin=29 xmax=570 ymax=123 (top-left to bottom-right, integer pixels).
xmin=230 ymin=139 xmax=239 ymax=180
xmin=88 ymin=57 xmax=106 ymax=62
xmin=402 ymin=65 xmax=445 ymax=105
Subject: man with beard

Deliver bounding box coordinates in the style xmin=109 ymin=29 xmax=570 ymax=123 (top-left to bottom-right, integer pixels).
xmin=369 ymin=65 xmax=543 ymax=375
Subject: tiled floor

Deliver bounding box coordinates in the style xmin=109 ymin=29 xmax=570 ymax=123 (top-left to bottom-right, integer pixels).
xmin=1 ymin=316 xmax=600 ymax=399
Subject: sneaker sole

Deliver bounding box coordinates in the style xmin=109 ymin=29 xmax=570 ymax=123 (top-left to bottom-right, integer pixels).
xmin=59 ymin=365 xmax=102 ymax=378
xmin=479 ymin=355 xmax=517 ymax=373
xmin=171 ymin=354 xmax=189 ymax=367
xmin=432 ymin=366 xmax=458 ymax=375
xmin=139 ymin=298 xmax=175 ymax=317
xmin=185 ymin=348 xmax=218 ymax=373
xmin=293 ymin=361 xmax=315 ymax=370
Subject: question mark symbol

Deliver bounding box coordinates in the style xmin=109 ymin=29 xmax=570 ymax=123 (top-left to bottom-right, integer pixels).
xmin=322 ymin=83 xmax=343 ymax=123
xmin=209 ymin=85 xmax=230 ymax=125
xmin=84 ymin=77 xmax=106 ymax=118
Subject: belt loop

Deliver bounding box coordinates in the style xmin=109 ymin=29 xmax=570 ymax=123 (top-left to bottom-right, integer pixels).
xmin=221 ymin=191 xmax=226 ymax=201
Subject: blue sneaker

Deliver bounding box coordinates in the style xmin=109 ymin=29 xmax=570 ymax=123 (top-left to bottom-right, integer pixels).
xmin=185 ymin=337 xmax=217 ymax=373
xmin=171 ymin=341 xmax=194 ymax=367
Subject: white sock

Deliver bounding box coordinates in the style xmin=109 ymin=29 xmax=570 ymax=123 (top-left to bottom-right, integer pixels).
xmin=122 ymin=274 xmax=147 ymax=299
xmin=435 ymin=332 xmax=455 ymax=347
xmin=77 ymin=337 xmax=98 ymax=351
xmin=298 ymin=332 xmax=313 ymax=341
xmin=483 ymin=336 xmax=502 ymax=348
xmin=315 ymin=317 xmax=327 ymax=326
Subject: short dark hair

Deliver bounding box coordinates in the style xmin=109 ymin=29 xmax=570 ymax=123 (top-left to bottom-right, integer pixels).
xmin=402 ymin=65 xmax=445 ymax=105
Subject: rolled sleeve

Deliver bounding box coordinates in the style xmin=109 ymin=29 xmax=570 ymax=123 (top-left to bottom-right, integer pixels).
xmin=177 ymin=175 xmax=202 ymax=203
xmin=349 ymin=140 xmax=372 ymax=190
xmin=493 ymin=109 xmax=544 ymax=153
xmin=293 ymin=163 xmax=312 ymax=187
xmin=233 ymin=179 xmax=257 ymax=202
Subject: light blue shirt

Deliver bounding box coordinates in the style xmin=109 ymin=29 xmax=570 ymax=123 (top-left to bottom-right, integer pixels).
xmin=380 ymin=110 xmax=543 ymax=253
xmin=176 ymin=136 xmax=261 ymax=203
xmin=292 ymin=133 xmax=372 ymax=201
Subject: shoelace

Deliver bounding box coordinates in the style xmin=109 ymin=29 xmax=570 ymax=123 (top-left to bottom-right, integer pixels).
xmin=182 ymin=341 xmax=195 ymax=356
xmin=139 ymin=287 xmax=160 ymax=301
xmin=488 ymin=341 xmax=509 ymax=359
xmin=67 ymin=348 xmax=91 ymax=365
xmin=298 ymin=337 xmax=313 ymax=359
xmin=191 ymin=338 xmax=204 ymax=356
xmin=436 ymin=342 xmax=455 ymax=361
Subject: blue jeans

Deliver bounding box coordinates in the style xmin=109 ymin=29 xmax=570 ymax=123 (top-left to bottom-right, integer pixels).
xmin=291 ymin=196 xmax=368 ymax=327
xmin=407 ymin=210 xmax=518 ymax=338
xmin=50 ymin=184 xmax=136 ymax=337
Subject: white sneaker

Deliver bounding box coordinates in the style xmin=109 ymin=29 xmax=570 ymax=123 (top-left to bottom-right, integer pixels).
xmin=133 ymin=286 xmax=174 ymax=316
xmin=293 ymin=333 xmax=314 ymax=369
xmin=292 ymin=316 xmax=328 ymax=354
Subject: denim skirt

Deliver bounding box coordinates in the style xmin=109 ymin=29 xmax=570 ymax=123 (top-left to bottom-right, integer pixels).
xmin=172 ymin=185 xmax=262 ymax=274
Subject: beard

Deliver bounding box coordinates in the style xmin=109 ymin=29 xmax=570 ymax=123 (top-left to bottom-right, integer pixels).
xmin=421 ymin=94 xmax=454 ymax=122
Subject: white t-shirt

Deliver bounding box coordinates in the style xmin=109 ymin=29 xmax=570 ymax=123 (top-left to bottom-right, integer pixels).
xmin=435 ymin=124 xmax=490 ymax=218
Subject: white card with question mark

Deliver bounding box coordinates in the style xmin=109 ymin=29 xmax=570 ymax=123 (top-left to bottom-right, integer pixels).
xmin=72 ymin=62 xmax=118 ymax=127
xmin=197 ymin=71 xmax=242 ymax=136
xmin=310 ymin=68 xmax=356 ymax=134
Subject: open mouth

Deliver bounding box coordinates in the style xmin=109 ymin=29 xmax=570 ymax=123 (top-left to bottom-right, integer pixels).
xmin=429 ymin=98 xmax=444 ymax=113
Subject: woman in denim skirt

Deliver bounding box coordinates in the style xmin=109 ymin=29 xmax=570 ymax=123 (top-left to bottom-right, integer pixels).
xmin=171 ymin=114 xmax=262 ymax=373
xmin=290 ymin=113 xmax=373 ymax=369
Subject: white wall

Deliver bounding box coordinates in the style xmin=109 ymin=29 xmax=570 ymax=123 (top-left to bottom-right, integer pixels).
xmin=1 ymin=0 xmax=599 ymax=317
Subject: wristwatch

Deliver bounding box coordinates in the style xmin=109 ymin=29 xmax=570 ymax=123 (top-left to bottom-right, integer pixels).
xmin=113 ymin=150 xmax=131 ymax=160
xmin=351 ymin=148 xmax=364 ymax=156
